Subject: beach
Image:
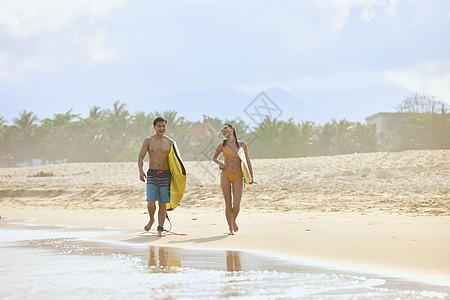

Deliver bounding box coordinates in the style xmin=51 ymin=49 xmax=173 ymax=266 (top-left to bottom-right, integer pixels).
xmin=1 ymin=149 xmax=450 ymax=288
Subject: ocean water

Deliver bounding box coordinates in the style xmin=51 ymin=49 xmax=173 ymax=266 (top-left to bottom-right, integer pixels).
xmin=1 ymin=219 xmax=449 ymax=300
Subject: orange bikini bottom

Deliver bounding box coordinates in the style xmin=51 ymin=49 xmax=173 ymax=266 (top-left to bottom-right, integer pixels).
xmin=224 ymin=170 xmax=242 ymax=183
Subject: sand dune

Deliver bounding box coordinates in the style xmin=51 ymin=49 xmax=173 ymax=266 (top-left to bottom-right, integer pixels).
xmin=1 ymin=150 xmax=449 ymax=215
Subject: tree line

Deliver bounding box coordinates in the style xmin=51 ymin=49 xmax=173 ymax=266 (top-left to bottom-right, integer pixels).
xmin=390 ymin=93 xmax=450 ymax=150
xmin=1 ymin=95 xmax=449 ymax=167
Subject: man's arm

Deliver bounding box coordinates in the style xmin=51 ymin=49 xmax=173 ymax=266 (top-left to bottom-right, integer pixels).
xmin=138 ymin=138 xmax=149 ymax=182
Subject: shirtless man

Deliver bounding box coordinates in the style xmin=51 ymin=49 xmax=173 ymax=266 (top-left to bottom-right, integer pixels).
xmin=138 ymin=117 xmax=173 ymax=237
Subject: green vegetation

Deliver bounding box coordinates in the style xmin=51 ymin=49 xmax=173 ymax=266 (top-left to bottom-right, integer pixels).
xmin=1 ymin=95 xmax=449 ymax=167
xmin=391 ymin=93 xmax=450 ymax=150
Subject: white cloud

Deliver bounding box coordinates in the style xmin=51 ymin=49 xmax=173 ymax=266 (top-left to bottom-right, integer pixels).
xmin=384 ymin=60 xmax=450 ymax=102
xmin=313 ymin=0 xmax=400 ymax=31
xmin=385 ymin=0 xmax=400 ymax=15
xmin=0 ymin=0 xmax=127 ymax=83
xmin=0 ymin=0 xmax=404 ymax=85
xmin=0 ymin=0 xmax=127 ymax=37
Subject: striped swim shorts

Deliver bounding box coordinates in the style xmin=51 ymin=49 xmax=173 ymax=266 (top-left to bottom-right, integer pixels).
xmin=146 ymin=169 xmax=171 ymax=204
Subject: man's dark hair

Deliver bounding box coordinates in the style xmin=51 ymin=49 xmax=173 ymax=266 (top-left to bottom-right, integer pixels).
xmin=153 ymin=117 xmax=167 ymax=126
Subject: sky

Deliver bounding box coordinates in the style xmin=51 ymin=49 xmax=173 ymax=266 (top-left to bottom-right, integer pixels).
xmin=0 ymin=0 xmax=449 ymax=125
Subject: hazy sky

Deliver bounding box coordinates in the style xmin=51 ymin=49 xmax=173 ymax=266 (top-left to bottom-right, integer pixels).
xmin=1 ymin=0 xmax=449 ymax=124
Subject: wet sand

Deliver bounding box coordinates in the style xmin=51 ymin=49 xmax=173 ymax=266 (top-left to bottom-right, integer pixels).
xmin=4 ymin=221 xmax=448 ymax=299
xmin=1 ymin=149 xmax=450 ymax=286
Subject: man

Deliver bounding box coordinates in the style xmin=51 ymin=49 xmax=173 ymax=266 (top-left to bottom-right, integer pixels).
xmin=138 ymin=117 xmax=173 ymax=237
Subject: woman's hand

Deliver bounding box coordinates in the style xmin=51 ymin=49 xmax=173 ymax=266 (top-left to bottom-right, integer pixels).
xmin=219 ymin=162 xmax=225 ymax=170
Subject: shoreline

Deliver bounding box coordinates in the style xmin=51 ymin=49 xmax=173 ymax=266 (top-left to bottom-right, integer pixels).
xmin=2 ymin=207 xmax=449 ymax=287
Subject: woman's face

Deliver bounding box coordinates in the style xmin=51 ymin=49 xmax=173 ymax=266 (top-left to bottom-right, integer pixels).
xmin=222 ymin=125 xmax=233 ymax=137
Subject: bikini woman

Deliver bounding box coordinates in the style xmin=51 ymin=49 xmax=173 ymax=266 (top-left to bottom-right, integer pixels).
xmin=213 ymin=124 xmax=254 ymax=235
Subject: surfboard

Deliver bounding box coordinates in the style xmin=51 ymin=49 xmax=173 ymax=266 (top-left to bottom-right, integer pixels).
xmin=237 ymin=147 xmax=252 ymax=184
xmin=167 ymin=142 xmax=186 ymax=211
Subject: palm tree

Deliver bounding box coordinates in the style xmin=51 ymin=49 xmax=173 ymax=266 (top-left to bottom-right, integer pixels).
xmin=273 ymin=118 xmax=302 ymax=157
xmin=89 ymin=105 xmax=105 ymax=120
xmin=314 ymin=122 xmax=335 ymax=155
xmin=105 ymin=101 xmax=130 ymax=160
xmin=349 ymin=122 xmax=379 ymax=153
xmin=106 ymin=101 xmax=130 ymax=128
xmin=12 ymin=110 xmax=39 ymax=166
xmin=157 ymin=110 xmax=187 ymax=140
xmin=39 ymin=110 xmax=80 ymax=163
xmin=0 ymin=124 xmax=19 ymax=168
xmin=253 ymin=117 xmax=283 ymax=158
xmin=130 ymin=111 xmax=155 ymax=142
xmin=0 ymin=116 xmax=6 ymax=165
xmin=0 ymin=116 xmax=4 ymax=137
xmin=162 ymin=110 xmax=184 ymax=129
xmin=162 ymin=110 xmax=190 ymax=149
xmin=332 ymin=119 xmax=352 ymax=154
xmin=297 ymin=121 xmax=317 ymax=156
xmin=13 ymin=110 xmax=38 ymax=132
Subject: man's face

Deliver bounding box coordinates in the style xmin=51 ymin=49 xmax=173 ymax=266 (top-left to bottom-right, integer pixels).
xmin=154 ymin=121 xmax=167 ymax=135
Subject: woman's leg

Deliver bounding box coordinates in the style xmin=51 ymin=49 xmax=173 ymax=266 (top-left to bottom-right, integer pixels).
xmin=220 ymin=171 xmax=234 ymax=234
xmin=231 ymin=177 xmax=243 ymax=232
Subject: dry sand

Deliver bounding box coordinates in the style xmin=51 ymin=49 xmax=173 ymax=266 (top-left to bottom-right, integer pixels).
xmin=1 ymin=149 xmax=449 ymax=285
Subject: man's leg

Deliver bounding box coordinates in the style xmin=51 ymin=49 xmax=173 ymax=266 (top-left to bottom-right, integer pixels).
xmin=157 ymin=201 xmax=167 ymax=237
xmin=145 ymin=180 xmax=159 ymax=231
xmin=145 ymin=200 xmax=156 ymax=231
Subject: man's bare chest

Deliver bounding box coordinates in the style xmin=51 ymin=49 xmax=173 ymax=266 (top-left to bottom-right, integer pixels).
xmin=149 ymin=140 xmax=170 ymax=154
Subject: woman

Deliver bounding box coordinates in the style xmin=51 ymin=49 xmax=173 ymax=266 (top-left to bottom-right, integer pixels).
xmin=213 ymin=124 xmax=253 ymax=235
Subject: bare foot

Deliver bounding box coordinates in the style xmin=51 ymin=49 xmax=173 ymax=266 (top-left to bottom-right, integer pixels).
xmin=233 ymin=221 xmax=239 ymax=232
xmin=144 ymin=218 xmax=154 ymax=231
xmin=157 ymin=225 xmax=165 ymax=237
xmin=228 ymin=230 xmax=234 ymax=235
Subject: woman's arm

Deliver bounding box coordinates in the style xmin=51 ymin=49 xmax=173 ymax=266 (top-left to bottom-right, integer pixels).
xmin=212 ymin=143 xmax=225 ymax=170
xmin=241 ymin=141 xmax=253 ymax=183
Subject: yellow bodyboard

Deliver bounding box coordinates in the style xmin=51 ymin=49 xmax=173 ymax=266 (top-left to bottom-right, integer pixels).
xmin=167 ymin=142 xmax=186 ymax=211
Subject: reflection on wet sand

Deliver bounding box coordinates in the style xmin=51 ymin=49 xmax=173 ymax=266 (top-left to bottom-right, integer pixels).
xmin=148 ymin=247 xmax=181 ymax=273
xmin=146 ymin=247 xmax=242 ymax=274
xmin=226 ymin=251 xmax=241 ymax=272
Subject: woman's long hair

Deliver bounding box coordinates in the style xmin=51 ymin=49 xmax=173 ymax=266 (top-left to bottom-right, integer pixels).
xmin=222 ymin=124 xmax=239 ymax=149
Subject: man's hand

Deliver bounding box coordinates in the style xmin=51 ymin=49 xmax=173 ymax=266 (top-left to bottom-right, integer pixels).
xmin=139 ymin=171 xmax=146 ymax=182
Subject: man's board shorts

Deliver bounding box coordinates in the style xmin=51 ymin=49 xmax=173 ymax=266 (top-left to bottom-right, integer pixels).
xmin=146 ymin=169 xmax=171 ymax=204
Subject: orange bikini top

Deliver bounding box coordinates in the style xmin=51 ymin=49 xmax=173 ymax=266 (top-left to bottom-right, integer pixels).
xmin=223 ymin=145 xmax=240 ymax=160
